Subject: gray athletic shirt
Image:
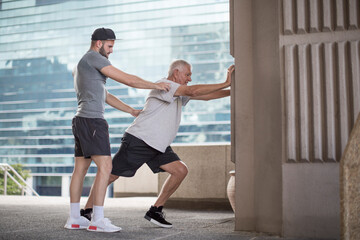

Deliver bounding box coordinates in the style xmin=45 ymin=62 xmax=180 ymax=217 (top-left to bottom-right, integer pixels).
xmin=74 ymin=50 xmax=111 ymax=119
xmin=126 ymin=78 xmax=190 ymax=153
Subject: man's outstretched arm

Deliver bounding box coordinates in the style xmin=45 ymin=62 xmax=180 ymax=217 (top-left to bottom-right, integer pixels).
xmin=101 ymin=65 xmax=170 ymax=92
xmin=174 ymin=65 xmax=234 ymax=98
xmin=105 ymin=91 xmax=141 ymax=117
xmin=190 ymin=89 xmax=230 ymax=101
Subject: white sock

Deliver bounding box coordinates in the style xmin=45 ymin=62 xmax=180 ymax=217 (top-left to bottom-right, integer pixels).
xmin=93 ymin=205 xmax=104 ymax=222
xmin=70 ymin=202 xmax=80 ymax=219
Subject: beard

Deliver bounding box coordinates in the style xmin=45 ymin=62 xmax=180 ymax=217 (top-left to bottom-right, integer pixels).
xmin=99 ymin=45 xmax=108 ymax=59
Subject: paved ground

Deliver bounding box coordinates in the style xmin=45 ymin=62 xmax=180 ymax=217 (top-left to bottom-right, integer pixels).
xmin=0 ymin=196 xmax=322 ymax=240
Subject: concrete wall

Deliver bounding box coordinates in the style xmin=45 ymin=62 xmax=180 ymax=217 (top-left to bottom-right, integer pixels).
xmin=113 ymin=164 xmax=158 ymax=197
xmin=283 ymin=163 xmax=340 ymax=238
xmin=158 ymin=144 xmax=233 ymax=209
xmin=113 ymin=144 xmax=234 ymax=209
xmin=280 ymin=0 xmax=358 ymax=238
xmin=230 ymin=0 xmax=360 ymax=239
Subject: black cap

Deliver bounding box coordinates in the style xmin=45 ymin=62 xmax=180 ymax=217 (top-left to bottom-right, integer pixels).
xmin=91 ymin=28 xmax=117 ymax=41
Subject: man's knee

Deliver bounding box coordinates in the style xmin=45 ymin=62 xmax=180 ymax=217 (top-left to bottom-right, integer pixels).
xmin=98 ymin=163 xmax=112 ymax=176
xmin=74 ymin=166 xmax=86 ymax=174
xmin=109 ymin=174 xmax=119 ymax=183
xmin=93 ymin=156 xmax=112 ymax=175
xmin=73 ymin=164 xmax=90 ymax=176
xmin=173 ymin=162 xmax=188 ymax=179
xmin=161 ymin=161 xmax=188 ymax=179
xmin=180 ymin=164 xmax=188 ymax=178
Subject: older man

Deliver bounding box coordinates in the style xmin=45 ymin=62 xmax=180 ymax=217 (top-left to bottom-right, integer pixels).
xmin=83 ymin=59 xmax=234 ymax=228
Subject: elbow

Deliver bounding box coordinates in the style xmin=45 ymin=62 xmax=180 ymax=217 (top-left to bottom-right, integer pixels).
xmin=186 ymin=88 xmax=200 ymax=97
xmin=105 ymin=92 xmax=113 ymax=105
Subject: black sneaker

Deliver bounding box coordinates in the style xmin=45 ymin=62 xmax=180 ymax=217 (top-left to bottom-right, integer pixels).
xmin=80 ymin=208 xmax=92 ymax=221
xmin=144 ymin=206 xmax=172 ymax=228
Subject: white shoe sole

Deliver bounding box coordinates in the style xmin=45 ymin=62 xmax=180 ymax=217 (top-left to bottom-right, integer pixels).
xmin=87 ymin=225 xmax=122 ymax=232
xmin=145 ymin=216 xmax=173 ymax=228
xmin=64 ymin=224 xmax=88 ymax=230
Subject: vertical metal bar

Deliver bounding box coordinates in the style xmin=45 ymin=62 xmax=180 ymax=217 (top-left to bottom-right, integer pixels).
xmin=4 ymin=167 xmax=7 ymax=195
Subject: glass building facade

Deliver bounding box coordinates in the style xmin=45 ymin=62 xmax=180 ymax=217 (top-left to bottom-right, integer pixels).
xmin=0 ymin=0 xmax=233 ymax=196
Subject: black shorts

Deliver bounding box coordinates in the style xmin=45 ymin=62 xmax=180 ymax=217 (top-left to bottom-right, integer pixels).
xmin=72 ymin=116 xmax=111 ymax=158
xmin=111 ymin=132 xmax=180 ymax=177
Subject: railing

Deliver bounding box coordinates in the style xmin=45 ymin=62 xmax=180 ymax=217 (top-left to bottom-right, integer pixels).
xmin=0 ymin=163 xmax=39 ymax=196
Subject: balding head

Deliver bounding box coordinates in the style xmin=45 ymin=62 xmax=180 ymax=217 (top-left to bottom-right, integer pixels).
xmin=168 ymin=60 xmax=191 ymax=78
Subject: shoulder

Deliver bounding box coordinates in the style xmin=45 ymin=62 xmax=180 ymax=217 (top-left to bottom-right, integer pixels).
xmin=147 ymin=78 xmax=180 ymax=101
xmin=157 ymin=78 xmax=180 ymax=88
xmin=80 ymin=51 xmax=111 ymax=70
xmin=83 ymin=51 xmax=110 ymax=62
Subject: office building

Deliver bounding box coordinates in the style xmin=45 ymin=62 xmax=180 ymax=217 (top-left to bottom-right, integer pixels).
xmin=0 ymin=0 xmax=233 ymax=196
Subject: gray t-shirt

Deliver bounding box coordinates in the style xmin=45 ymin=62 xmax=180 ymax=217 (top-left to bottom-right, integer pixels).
xmin=126 ymin=78 xmax=190 ymax=153
xmin=74 ymin=50 xmax=111 ymax=118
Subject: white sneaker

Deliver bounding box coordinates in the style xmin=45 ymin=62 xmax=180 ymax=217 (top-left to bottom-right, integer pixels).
xmin=87 ymin=218 xmax=122 ymax=232
xmin=64 ymin=216 xmax=90 ymax=230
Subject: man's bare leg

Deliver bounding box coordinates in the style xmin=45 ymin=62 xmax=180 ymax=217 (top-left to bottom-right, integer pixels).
xmin=70 ymin=157 xmax=92 ymax=203
xmin=144 ymin=160 xmax=188 ymax=228
xmin=65 ymin=157 xmax=92 ymax=229
xmin=86 ymin=155 xmax=121 ymax=232
xmin=91 ymin=155 xmax=112 ymax=206
xmin=154 ymin=160 xmax=188 ymax=207
xmin=84 ymin=174 xmax=119 ymax=210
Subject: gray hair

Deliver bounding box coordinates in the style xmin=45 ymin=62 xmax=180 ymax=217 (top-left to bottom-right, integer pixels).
xmin=168 ymin=59 xmax=191 ymax=77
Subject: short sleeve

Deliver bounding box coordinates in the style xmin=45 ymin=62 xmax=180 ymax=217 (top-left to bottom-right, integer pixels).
xmin=181 ymin=96 xmax=191 ymax=106
xmin=148 ymin=80 xmax=181 ymax=103
xmin=88 ymin=51 xmax=111 ymax=71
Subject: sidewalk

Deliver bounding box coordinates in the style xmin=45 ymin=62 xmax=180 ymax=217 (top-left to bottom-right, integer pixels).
xmin=0 ymin=196 xmax=314 ymax=240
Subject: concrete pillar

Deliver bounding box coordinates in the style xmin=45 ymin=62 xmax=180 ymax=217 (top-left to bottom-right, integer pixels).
xmin=26 ymin=176 xmax=33 ymax=196
xmin=341 ymin=114 xmax=360 ymax=240
xmin=230 ymin=0 xmax=256 ymax=230
xmin=61 ymin=175 xmax=70 ymax=197
xmin=230 ymin=0 xmax=282 ymax=234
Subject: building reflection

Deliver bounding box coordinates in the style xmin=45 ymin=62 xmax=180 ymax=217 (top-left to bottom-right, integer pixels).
xmin=0 ymin=0 xmax=233 ymax=196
